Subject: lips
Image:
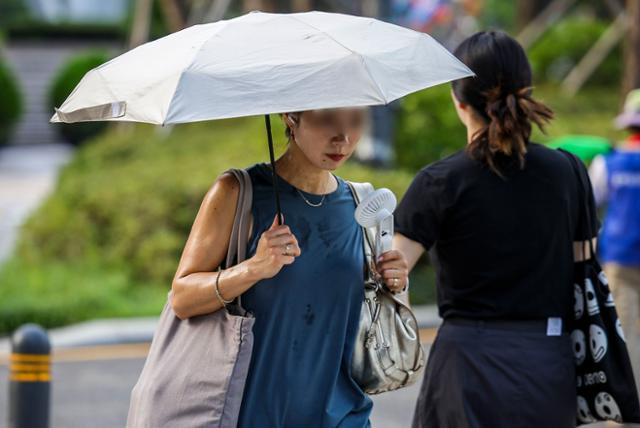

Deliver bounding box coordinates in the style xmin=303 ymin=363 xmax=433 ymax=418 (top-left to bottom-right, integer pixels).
xmin=327 ymin=154 xmax=345 ymax=162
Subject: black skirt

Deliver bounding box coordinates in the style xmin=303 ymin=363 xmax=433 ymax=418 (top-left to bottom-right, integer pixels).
xmin=412 ymin=319 xmax=576 ymax=428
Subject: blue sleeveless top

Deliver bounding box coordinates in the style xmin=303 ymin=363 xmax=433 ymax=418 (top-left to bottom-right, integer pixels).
xmin=237 ymin=163 xmax=372 ymax=428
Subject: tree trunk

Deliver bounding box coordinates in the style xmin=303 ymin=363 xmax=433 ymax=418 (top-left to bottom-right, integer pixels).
xmin=622 ymin=0 xmax=640 ymax=95
xmin=291 ymin=0 xmax=311 ymax=11
xmin=517 ymin=0 xmax=576 ymax=50
xmin=159 ymin=0 xmax=185 ymax=32
xmin=516 ymin=0 xmax=552 ymax=30
xmin=242 ymin=0 xmax=276 ymax=12
xmin=129 ymin=0 xmax=153 ymax=49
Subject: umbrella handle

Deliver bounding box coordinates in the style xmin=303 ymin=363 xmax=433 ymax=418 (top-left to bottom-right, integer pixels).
xmin=265 ymin=114 xmax=283 ymax=225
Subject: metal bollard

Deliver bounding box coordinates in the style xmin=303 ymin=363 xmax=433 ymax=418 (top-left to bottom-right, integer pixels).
xmin=8 ymin=324 xmax=51 ymax=428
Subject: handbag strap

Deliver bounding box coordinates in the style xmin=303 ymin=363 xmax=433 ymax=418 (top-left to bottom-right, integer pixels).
xmin=347 ymin=181 xmax=377 ymax=281
xmin=558 ymin=149 xmax=597 ymax=260
xmin=224 ymin=168 xmax=253 ymax=309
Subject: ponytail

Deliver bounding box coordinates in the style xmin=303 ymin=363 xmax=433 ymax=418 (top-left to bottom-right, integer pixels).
xmin=453 ymin=31 xmax=554 ymax=176
xmin=469 ymin=86 xmax=553 ymax=176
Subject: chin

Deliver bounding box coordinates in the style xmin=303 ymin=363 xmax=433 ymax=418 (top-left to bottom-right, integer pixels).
xmin=320 ymin=158 xmax=348 ymax=171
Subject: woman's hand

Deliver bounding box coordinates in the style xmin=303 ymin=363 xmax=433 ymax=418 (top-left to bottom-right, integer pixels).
xmin=249 ymin=215 xmax=301 ymax=280
xmin=375 ymin=250 xmax=409 ymax=293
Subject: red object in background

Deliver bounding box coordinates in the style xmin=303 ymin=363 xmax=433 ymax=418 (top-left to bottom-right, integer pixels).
xmin=626 ymin=134 xmax=640 ymax=147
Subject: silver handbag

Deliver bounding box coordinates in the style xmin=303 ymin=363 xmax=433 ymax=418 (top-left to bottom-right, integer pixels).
xmin=347 ymin=181 xmax=426 ymax=394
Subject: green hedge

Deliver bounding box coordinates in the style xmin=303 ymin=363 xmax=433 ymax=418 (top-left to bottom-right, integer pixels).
xmin=49 ymin=50 xmax=111 ymax=145
xmin=529 ymin=17 xmax=622 ymax=85
xmin=0 ymin=58 xmax=22 ymax=145
xmin=394 ymin=84 xmax=466 ymax=171
xmin=5 ymin=21 xmax=126 ymax=40
xmin=0 ymin=117 xmax=418 ymax=333
xmin=17 ymin=118 xmax=414 ymax=283
xmin=0 ymin=0 xmax=29 ymax=28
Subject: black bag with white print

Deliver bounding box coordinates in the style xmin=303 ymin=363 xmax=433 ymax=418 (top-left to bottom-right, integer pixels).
xmin=561 ymin=149 xmax=640 ymax=425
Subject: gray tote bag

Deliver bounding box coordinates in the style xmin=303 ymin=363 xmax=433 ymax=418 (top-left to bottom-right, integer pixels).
xmin=127 ymin=168 xmax=255 ymax=428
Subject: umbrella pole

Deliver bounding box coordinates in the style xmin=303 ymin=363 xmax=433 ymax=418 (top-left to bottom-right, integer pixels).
xmin=265 ymin=114 xmax=283 ymax=225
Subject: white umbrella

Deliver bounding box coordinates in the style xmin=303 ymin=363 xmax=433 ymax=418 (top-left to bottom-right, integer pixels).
xmin=50 ymin=10 xmax=473 ymax=220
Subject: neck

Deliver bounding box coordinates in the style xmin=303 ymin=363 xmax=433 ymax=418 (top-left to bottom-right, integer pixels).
xmin=466 ymin=116 xmax=486 ymax=145
xmin=273 ymin=143 xmax=336 ymax=195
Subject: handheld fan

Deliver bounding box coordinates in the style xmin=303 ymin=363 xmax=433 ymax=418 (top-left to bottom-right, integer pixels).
xmin=354 ymin=188 xmax=397 ymax=256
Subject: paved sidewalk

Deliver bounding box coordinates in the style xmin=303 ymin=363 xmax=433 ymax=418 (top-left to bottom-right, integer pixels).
xmin=0 ymin=309 xmax=439 ymax=428
xmin=0 ymin=310 xmax=636 ymax=428
xmin=0 ymin=143 xmax=73 ymax=262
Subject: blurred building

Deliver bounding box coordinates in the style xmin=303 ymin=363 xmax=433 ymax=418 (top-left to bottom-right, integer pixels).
xmin=24 ymin=0 xmax=130 ymax=23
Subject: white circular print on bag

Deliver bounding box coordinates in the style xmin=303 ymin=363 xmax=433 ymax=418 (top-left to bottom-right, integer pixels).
xmin=574 ymin=284 xmax=585 ymax=319
xmin=605 ymin=292 xmax=616 ymax=308
xmin=589 ymin=324 xmax=608 ymax=363
xmin=571 ymin=329 xmax=587 ymax=366
xmin=577 ymin=395 xmax=596 ymax=423
xmin=594 ymin=392 xmax=622 ymax=422
xmin=616 ymin=318 xmax=626 ymax=342
xmin=598 ymin=271 xmax=609 ymax=287
xmin=585 ymin=278 xmax=600 ymax=316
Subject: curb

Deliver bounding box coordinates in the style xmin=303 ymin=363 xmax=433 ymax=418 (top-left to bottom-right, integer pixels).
xmin=0 ymin=317 xmax=159 ymax=353
xmin=0 ymin=305 xmax=441 ymax=352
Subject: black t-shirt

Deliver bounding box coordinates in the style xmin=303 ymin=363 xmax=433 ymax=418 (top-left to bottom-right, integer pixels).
xmin=395 ymin=143 xmax=599 ymax=321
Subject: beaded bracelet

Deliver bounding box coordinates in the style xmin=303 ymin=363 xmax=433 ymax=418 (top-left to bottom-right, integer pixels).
xmin=215 ymin=268 xmax=233 ymax=307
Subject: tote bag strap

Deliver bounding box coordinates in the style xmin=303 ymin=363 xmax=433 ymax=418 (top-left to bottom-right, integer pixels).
xmin=558 ymin=149 xmax=597 ymax=261
xmin=224 ymin=168 xmax=253 ymax=309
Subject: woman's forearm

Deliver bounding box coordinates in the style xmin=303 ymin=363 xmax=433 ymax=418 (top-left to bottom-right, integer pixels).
xmin=393 ymin=233 xmax=425 ymax=272
xmin=171 ymin=258 xmax=262 ymax=319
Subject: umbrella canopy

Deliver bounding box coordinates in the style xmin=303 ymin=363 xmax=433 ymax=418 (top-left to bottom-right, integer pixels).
xmin=50 ymin=10 xmax=473 ymax=125
xmin=50 ymin=10 xmax=474 ymax=223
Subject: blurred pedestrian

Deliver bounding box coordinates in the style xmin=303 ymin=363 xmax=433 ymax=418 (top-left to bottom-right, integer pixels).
xmin=393 ymin=31 xmax=598 ymax=428
xmin=589 ymin=88 xmax=640 ymax=392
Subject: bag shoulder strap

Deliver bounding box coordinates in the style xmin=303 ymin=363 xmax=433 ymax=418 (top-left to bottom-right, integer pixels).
xmin=558 ymin=149 xmax=596 ymax=259
xmin=224 ymin=168 xmax=253 ymax=309
xmin=225 ymin=168 xmax=253 ymax=265
xmin=165 ymin=169 xmax=253 ymax=308
xmin=346 ymin=181 xmax=377 ymax=279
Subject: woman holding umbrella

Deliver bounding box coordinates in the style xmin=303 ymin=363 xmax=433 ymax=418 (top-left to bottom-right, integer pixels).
xmin=394 ymin=31 xmax=599 ymax=427
xmin=170 ymin=108 xmax=408 ymax=427
xmin=49 ymin=12 xmax=473 ymax=426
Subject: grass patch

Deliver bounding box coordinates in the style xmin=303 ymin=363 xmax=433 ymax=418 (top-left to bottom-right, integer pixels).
xmin=0 ymin=257 xmax=166 ymax=334
xmin=0 ymin=116 xmax=417 ymax=334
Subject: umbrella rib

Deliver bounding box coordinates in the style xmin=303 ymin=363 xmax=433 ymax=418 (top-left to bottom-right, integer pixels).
xmin=288 ymin=15 xmax=388 ymax=104
xmin=163 ymin=22 xmax=231 ymax=125
xmin=96 ymin=68 xmax=122 ymax=106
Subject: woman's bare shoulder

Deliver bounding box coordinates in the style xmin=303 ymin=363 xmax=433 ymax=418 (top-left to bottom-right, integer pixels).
xmin=195 ymin=169 xmax=254 ymax=246
xmin=199 ymin=171 xmax=241 ymax=209
xmin=193 ymin=172 xmax=241 ymax=234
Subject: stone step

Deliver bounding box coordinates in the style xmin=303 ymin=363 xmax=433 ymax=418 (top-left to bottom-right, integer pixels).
xmin=4 ymin=41 xmax=120 ymax=145
xmin=12 ymin=129 xmax=56 ymax=138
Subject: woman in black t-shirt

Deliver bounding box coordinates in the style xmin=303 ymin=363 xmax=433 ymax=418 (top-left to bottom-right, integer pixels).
xmin=393 ymin=31 xmax=598 ymax=428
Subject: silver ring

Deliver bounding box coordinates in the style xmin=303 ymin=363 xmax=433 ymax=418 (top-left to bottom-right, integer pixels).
xmin=284 ymin=244 xmax=293 ymax=255
xmin=393 ymin=278 xmax=398 ymax=287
